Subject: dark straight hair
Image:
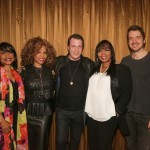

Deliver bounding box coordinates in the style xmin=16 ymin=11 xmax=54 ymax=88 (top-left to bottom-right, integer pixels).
xmin=0 ymin=42 xmax=18 ymax=69
xmin=95 ymin=40 xmax=116 ymax=78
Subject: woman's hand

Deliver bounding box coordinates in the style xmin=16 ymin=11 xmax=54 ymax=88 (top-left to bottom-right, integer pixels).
xmin=148 ymin=120 xmax=150 ymax=132
xmin=0 ymin=115 xmax=11 ymax=134
xmin=17 ymin=66 xmax=25 ymax=74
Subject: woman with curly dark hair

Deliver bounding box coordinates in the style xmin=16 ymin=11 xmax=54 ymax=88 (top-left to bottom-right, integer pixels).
xmin=20 ymin=37 xmax=56 ymax=150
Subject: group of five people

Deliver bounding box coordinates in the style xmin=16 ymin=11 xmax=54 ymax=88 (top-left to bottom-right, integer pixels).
xmin=0 ymin=24 xmax=150 ymax=150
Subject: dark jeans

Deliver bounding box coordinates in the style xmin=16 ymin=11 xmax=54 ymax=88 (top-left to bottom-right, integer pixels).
xmin=87 ymin=115 xmax=118 ymax=150
xmin=126 ymin=112 xmax=150 ymax=150
xmin=56 ymin=108 xmax=84 ymax=150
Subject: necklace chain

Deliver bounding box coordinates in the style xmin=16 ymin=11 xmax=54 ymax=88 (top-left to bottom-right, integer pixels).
xmin=33 ymin=66 xmax=44 ymax=95
xmin=68 ymin=60 xmax=80 ymax=85
xmin=100 ymin=64 xmax=108 ymax=73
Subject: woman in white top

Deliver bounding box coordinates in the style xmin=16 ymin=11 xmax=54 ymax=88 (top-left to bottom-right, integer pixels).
xmin=85 ymin=40 xmax=132 ymax=150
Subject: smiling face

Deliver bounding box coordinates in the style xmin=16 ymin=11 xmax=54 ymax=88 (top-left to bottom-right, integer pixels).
xmin=68 ymin=38 xmax=83 ymax=61
xmin=128 ymin=30 xmax=145 ymax=52
xmin=0 ymin=51 xmax=15 ymax=67
xmin=98 ymin=47 xmax=112 ymax=64
xmin=33 ymin=46 xmax=47 ymax=68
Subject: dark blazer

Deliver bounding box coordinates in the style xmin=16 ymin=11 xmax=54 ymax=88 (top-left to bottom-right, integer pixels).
xmin=111 ymin=64 xmax=132 ymax=135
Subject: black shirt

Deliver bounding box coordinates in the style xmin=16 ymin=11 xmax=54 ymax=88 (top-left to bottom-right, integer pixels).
xmin=58 ymin=59 xmax=86 ymax=111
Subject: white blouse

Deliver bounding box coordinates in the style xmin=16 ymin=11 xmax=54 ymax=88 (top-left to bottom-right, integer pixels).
xmin=85 ymin=72 xmax=116 ymax=122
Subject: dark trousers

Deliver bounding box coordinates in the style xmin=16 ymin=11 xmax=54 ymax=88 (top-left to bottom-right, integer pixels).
xmin=125 ymin=112 xmax=150 ymax=150
xmin=56 ymin=108 xmax=84 ymax=150
xmin=87 ymin=115 xmax=118 ymax=150
xmin=27 ymin=115 xmax=53 ymax=150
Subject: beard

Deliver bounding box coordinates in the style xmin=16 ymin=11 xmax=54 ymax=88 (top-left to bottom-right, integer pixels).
xmin=128 ymin=44 xmax=145 ymax=53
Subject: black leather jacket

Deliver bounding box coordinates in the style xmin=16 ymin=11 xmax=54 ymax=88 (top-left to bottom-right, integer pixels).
xmin=21 ymin=64 xmax=55 ymax=117
xmin=54 ymin=55 xmax=95 ymax=106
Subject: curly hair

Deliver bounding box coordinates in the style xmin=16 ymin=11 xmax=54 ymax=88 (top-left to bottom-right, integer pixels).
xmin=20 ymin=37 xmax=56 ymax=68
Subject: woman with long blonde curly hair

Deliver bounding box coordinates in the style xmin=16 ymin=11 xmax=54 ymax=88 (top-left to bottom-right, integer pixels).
xmin=20 ymin=37 xmax=56 ymax=150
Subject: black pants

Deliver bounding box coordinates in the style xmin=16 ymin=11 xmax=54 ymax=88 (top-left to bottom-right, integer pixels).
xmin=27 ymin=115 xmax=53 ymax=150
xmin=56 ymin=108 xmax=84 ymax=150
xmin=87 ymin=115 xmax=118 ymax=150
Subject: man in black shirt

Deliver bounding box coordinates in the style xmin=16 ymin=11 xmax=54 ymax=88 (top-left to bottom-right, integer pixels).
xmin=55 ymin=34 xmax=95 ymax=150
xmin=121 ymin=25 xmax=150 ymax=150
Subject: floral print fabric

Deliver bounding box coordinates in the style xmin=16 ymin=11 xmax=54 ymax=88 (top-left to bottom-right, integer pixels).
xmin=0 ymin=66 xmax=28 ymax=150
